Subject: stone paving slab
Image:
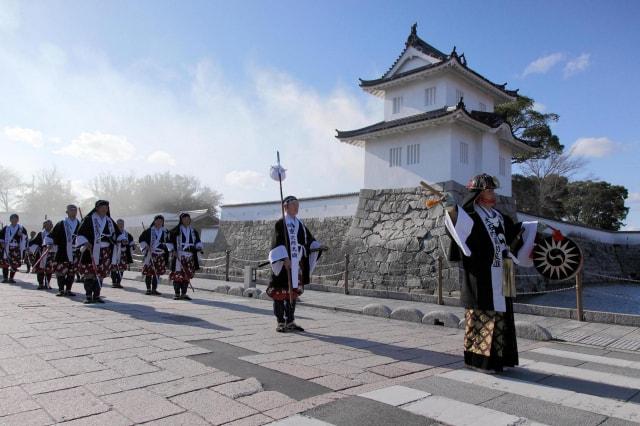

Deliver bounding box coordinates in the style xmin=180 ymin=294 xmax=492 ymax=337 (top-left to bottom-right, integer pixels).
xmin=3 ymin=271 xmax=640 ymax=425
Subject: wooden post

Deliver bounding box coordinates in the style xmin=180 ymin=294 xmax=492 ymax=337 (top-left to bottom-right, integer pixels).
xmin=225 ymin=250 xmax=230 ymax=282
xmin=437 ymin=256 xmax=444 ymax=305
xmin=576 ymin=269 xmax=584 ymax=321
xmin=344 ymin=254 xmax=350 ymax=295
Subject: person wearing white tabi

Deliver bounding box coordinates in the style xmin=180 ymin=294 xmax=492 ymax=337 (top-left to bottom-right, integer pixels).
xmin=49 ymin=204 xmax=80 ymax=297
xmin=139 ymin=215 xmax=173 ymax=296
xmin=0 ymin=214 xmax=28 ymax=283
xmin=76 ymin=200 xmax=127 ymax=304
xmin=29 ymin=220 xmax=56 ymax=290
xmin=267 ymin=196 xmax=323 ymax=333
xmin=169 ymin=212 xmax=203 ymax=300
xmin=443 ymin=173 xmax=540 ymax=372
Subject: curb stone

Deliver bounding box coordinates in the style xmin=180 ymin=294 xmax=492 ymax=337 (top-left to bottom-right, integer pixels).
xmin=362 ymin=303 xmax=391 ymax=318
xmin=422 ymin=311 xmax=460 ymax=328
xmin=390 ymin=307 xmax=423 ymax=323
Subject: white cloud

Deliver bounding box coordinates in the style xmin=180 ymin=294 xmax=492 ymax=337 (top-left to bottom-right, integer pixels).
xmin=570 ymin=137 xmax=616 ymax=158
xmin=564 ymin=53 xmax=591 ymax=78
xmin=628 ymin=192 xmax=640 ymax=203
xmin=532 ymin=102 xmax=546 ymax=113
xmin=225 ymin=170 xmax=266 ymax=189
xmin=522 ymin=53 xmax=565 ymax=77
xmin=0 ymin=0 xmax=20 ymax=33
xmin=3 ymin=126 xmax=43 ymax=147
xmin=56 ymin=132 xmax=135 ymax=163
xmin=0 ymin=37 xmax=378 ymax=203
xmin=147 ymin=150 xmax=176 ymax=166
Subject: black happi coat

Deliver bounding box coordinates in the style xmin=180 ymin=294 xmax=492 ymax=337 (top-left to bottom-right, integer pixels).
xmin=28 ymin=231 xmax=46 ymax=249
xmin=169 ymin=226 xmax=202 ymax=272
xmin=77 ymin=214 xmax=122 ymax=266
xmin=119 ymin=232 xmax=135 ymax=264
xmin=448 ymin=205 xmax=525 ymax=311
xmin=268 ymin=218 xmax=321 ymax=290
xmin=138 ymin=227 xmax=171 ymax=264
xmin=0 ymin=225 xmax=28 ymax=249
xmin=50 ymin=219 xmax=80 ymax=263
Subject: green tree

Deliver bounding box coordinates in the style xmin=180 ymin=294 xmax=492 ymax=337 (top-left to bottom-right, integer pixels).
xmin=512 ymin=173 xmax=568 ymax=219
xmin=496 ymin=95 xmax=563 ymax=162
xmin=564 ymin=181 xmax=629 ymax=230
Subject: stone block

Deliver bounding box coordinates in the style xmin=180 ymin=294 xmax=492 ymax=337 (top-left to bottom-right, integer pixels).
xmin=243 ymin=288 xmax=262 ymax=298
xmin=259 ymin=291 xmax=273 ymax=300
xmin=214 ymin=285 xmax=230 ymax=294
xmin=514 ymin=321 xmax=552 ymax=341
xmin=212 ymin=377 xmax=263 ymax=399
xmin=390 ymin=307 xmax=423 ymax=323
xmin=362 ymin=303 xmax=391 ymax=318
xmin=422 ymin=311 xmax=460 ymax=328
xmin=228 ymin=286 xmax=244 ymax=297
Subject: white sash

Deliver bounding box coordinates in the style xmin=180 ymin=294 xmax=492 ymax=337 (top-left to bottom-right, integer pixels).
xmin=64 ymin=218 xmax=78 ymax=263
xmin=476 ymin=205 xmax=507 ymax=312
xmin=91 ymin=215 xmax=114 ymax=265
xmin=286 ymin=217 xmax=300 ymax=289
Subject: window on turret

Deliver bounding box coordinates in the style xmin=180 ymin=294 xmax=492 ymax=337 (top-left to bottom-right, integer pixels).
xmin=455 ymin=89 xmax=464 ymax=104
xmin=392 ymin=96 xmax=403 ymax=114
xmin=460 ymin=142 xmax=469 ymax=164
xmin=479 ymin=102 xmax=487 ymax=112
xmin=424 ymin=87 xmax=436 ymax=106
xmin=499 ymin=156 xmax=507 ymax=176
xmin=389 ymin=147 xmax=402 ymax=167
xmin=407 ymin=144 xmax=420 ymax=165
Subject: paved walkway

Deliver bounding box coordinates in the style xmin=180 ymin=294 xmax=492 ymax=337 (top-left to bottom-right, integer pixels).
xmin=171 ymin=273 xmax=640 ymax=353
xmin=1 ymin=271 xmax=640 ymax=425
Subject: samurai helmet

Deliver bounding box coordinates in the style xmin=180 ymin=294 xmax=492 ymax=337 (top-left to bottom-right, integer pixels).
xmin=466 ymin=173 xmax=500 ymax=191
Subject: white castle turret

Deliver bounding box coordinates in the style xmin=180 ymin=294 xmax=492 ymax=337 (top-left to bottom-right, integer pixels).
xmin=336 ymin=23 xmax=535 ymax=196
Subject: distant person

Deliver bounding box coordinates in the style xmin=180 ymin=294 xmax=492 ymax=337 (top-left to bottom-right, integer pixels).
xmin=110 ymin=219 xmax=135 ymax=288
xmin=169 ymin=212 xmax=203 ymax=300
xmin=29 ymin=220 xmax=55 ymax=290
xmin=267 ymin=196 xmax=323 ymax=332
xmin=443 ymin=173 xmax=543 ymax=373
xmin=76 ymin=200 xmax=126 ymax=303
xmin=24 ymin=230 xmax=37 ymax=273
xmin=49 ymin=204 xmax=81 ymax=297
xmin=0 ymin=214 xmax=28 ymax=283
xmin=139 ymin=215 xmax=172 ymax=296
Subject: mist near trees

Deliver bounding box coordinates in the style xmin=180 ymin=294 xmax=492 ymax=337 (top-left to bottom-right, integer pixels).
xmin=0 ymin=167 xmax=221 ymax=218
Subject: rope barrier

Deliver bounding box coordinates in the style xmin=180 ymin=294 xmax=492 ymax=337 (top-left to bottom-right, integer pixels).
xmin=200 ymin=255 xmax=228 ymax=262
xmin=312 ymin=260 xmax=346 ymax=268
xmin=312 ymin=271 xmax=345 ymax=279
xmin=517 ymin=285 xmax=577 ymax=296
xmin=230 ymin=256 xmax=268 ymax=263
xmin=584 ymin=272 xmax=640 ymax=283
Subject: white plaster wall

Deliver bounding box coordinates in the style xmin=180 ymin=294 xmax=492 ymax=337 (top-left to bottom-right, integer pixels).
xmin=498 ymin=144 xmax=513 ymax=196
xmin=443 ymin=75 xmax=495 ymax=112
xmin=363 ymin=126 xmax=452 ymax=189
xmin=221 ymin=195 xmax=359 ymax=222
xmin=450 ymin=124 xmax=482 ymax=187
xmin=384 ymin=77 xmax=448 ymax=120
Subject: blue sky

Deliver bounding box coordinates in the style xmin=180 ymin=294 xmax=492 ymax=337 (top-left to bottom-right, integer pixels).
xmin=1 ymin=0 xmax=639 ymax=228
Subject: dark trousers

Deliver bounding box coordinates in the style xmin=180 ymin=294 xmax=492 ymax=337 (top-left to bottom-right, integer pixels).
xmin=57 ymin=275 xmax=74 ymax=292
xmin=111 ymin=270 xmax=122 ymax=285
xmin=145 ymin=275 xmax=158 ymax=290
xmin=37 ymin=272 xmax=52 ymax=287
xmin=173 ymin=282 xmax=189 ymax=296
xmin=83 ymin=278 xmax=101 ymax=300
xmin=273 ymin=299 xmax=296 ymax=324
xmin=2 ymin=268 xmax=16 ymax=280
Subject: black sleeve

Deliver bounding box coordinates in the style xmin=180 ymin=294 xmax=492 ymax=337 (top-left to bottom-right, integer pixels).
xmin=29 ymin=233 xmax=43 ymax=247
xmin=271 ymin=219 xmax=287 ymax=251
xmin=50 ymin=222 xmax=65 ymax=245
xmin=77 ymin=217 xmax=94 ymax=242
xmin=503 ymin=213 xmax=524 ymax=252
xmin=138 ymin=228 xmax=150 ymax=245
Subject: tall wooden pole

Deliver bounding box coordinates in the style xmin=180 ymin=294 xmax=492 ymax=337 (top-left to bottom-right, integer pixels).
xmin=276 ymin=152 xmax=294 ymax=306
xmin=576 ymin=269 xmax=584 ymax=321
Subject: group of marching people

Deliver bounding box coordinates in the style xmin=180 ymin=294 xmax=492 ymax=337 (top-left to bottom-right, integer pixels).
xmin=0 ymin=200 xmax=204 ymax=304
